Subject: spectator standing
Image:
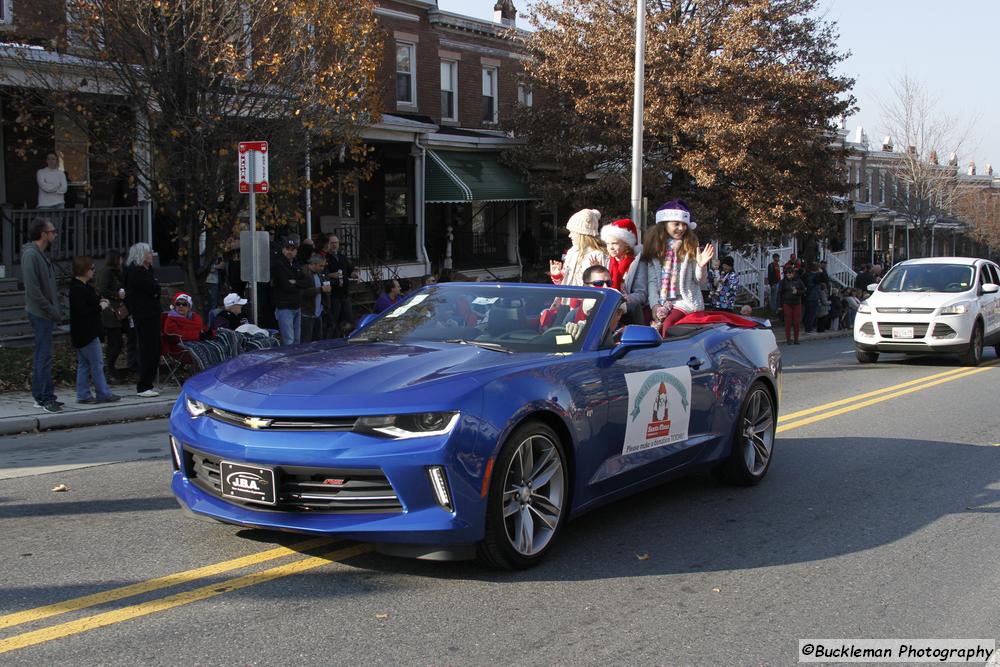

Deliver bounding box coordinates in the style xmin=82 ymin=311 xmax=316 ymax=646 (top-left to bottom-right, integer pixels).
xmin=715 ymin=256 xmax=741 ymax=311
xmin=325 ymin=234 xmax=358 ymax=337
xmin=36 ymin=152 xmax=68 ymax=209
xmin=828 ymin=287 xmax=842 ymax=332
xmin=816 ymin=283 xmax=831 ymax=332
xmin=783 ymin=253 xmax=802 ymax=276
xmin=600 ymin=218 xmax=648 ymax=324
xmin=213 ymin=293 xmax=248 ymax=331
xmin=204 ymin=254 xmax=225 ymax=318
xmin=95 ymin=249 xmax=128 ymax=382
xmin=766 ymin=253 xmax=782 ymax=314
xmin=854 ymin=264 xmax=875 ymax=292
xmin=22 ymin=218 xmax=63 ymax=412
xmin=375 ymin=279 xmax=402 ymax=313
xmin=124 ymin=242 xmax=162 ymax=397
xmin=802 ymin=262 xmax=822 ymax=333
xmin=844 ymin=288 xmax=861 ymax=327
xmin=271 ymin=237 xmax=303 ymax=345
xmin=69 ymin=256 xmax=120 ymax=404
xmin=300 ymin=254 xmax=331 ymax=343
xmin=780 ymin=266 xmax=806 ymax=344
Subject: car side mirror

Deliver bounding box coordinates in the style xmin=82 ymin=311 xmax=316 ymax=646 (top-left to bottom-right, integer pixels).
xmin=350 ymin=313 xmax=378 ymax=337
xmin=983 ymin=283 xmax=999 ymax=294
xmin=611 ymin=324 xmax=661 ymax=359
xmin=867 ymin=283 xmax=879 ymax=293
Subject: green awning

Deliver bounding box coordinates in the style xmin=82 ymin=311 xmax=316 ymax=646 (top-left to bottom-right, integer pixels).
xmin=425 ymin=150 xmax=535 ymax=203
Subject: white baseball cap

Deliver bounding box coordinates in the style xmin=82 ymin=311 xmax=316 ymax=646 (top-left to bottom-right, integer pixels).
xmin=223 ymin=293 xmax=248 ymax=307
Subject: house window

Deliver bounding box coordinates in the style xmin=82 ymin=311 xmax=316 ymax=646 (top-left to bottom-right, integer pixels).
xmin=482 ymin=66 xmax=498 ymax=123
xmin=517 ymin=83 xmax=533 ymax=107
xmin=396 ymin=42 xmax=416 ymax=106
xmin=866 ymin=170 xmax=873 ymax=203
xmin=440 ymin=60 xmax=457 ymax=121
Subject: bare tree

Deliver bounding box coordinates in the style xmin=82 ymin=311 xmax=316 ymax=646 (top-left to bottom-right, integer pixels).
xmin=878 ymin=74 xmax=976 ymax=256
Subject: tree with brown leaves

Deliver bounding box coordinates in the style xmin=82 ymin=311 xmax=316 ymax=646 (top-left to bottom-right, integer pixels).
xmin=507 ymin=0 xmax=854 ymax=245
xmin=11 ymin=0 xmax=382 ymax=297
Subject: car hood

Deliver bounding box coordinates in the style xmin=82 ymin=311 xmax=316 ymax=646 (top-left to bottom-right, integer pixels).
xmin=870 ymin=291 xmax=973 ymax=308
xmin=212 ymin=339 xmax=537 ymax=397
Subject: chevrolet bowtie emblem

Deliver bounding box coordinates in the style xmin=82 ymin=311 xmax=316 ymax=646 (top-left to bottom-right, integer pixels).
xmin=244 ymin=416 xmax=272 ymax=429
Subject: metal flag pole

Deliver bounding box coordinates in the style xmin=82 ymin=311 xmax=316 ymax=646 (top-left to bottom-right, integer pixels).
xmin=629 ymin=0 xmax=647 ymax=230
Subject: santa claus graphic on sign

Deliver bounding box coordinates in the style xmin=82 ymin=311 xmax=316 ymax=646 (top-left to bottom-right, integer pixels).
xmin=646 ymin=381 xmax=672 ymax=439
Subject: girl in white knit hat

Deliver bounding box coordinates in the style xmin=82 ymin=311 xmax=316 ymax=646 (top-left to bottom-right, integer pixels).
xmin=549 ymin=208 xmax=608 ymax=287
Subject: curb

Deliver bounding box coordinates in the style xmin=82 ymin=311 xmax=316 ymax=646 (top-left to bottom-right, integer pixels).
xmin=0 ymin=399 xmax=175 ymax=436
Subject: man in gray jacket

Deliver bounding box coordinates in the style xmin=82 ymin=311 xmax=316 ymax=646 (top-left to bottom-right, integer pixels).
xmin=22 ymin=218 xmax=62 ymax=413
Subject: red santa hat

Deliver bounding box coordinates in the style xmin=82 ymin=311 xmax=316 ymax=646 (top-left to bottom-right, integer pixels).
xmin=600 ymin=218 xmax=639 ymax=250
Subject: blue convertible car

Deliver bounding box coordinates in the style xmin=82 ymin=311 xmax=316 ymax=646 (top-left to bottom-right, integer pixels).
xmin=169 ymin=283 xmax=780 ymax=568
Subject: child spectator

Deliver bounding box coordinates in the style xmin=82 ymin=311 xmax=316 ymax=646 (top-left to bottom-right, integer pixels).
xmin=69 ymin=256 xmax=120 ymax=404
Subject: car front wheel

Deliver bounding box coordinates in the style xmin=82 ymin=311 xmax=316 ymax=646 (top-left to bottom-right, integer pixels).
xmin=958 ymin=322 xmax=983 ymax=366
xmin=856 ymin=348 xmax=879 ymax=363
xmin=478 ymin=421 xmax=568 ymax=569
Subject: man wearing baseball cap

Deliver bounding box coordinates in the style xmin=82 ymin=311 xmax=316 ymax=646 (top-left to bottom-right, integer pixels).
xmin=271 ymin=236 xmax=303 ymax=345
xmin=213 ymin=292 xmax=249 ymax=331
xmin=163 ymin=292 xmax=207 ymax=342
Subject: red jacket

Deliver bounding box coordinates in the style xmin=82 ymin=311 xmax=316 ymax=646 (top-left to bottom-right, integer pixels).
xmin=163 ymin=311 xmax=205 ymax=342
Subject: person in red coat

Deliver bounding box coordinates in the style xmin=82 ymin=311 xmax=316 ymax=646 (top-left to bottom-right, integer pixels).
xmin=163 ymin=292 xmax=206 ymax=342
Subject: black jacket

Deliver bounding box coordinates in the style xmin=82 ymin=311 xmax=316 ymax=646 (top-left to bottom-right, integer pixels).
xmin=69 ymin=279 xmax=104 ymax=348
xmin=325 ymin=252 xmax=354 ymax=296
xmin=780 ymin=276 xmax=806 ymax=306
xmin=270 ymin=254 xmax=302 ymax=310
xmin=123 ymin=264 xmax=162 ymax=320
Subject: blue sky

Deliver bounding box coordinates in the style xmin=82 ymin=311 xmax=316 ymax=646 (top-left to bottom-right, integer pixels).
xmin=440 ymin=0 xmax=997 ymax=168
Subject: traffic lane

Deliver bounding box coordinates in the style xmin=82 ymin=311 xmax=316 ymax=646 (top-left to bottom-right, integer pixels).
xmin=4 ymin=365 xmax=999 ymax=664
xmin=0 ymin=458 xmax=335 ymax=617
xmin=0 ymin=419 xmax=170 ymax=479
xmin=777 ymin=335 xmax=1000 ymax=417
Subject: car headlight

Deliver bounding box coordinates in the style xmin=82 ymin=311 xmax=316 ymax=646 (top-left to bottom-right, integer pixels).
xmin=185 ymin=397 xmax=209 ymax=417
xmin=857 ymin=301 xmax=871 ymax=314
xmin=354 ymin=412 xmax=460 ymax=439
xmin=939 ymin=302 xmax=971 ymax=315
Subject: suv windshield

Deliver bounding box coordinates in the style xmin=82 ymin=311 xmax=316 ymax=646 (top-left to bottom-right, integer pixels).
xmin=878 ymin=264 xmax=975 ymax=293
xmin=349 ymin=284 xmax=608 ymax=353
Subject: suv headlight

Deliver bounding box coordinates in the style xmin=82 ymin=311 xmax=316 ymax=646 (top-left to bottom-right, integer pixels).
xmin=185 ymin=397 xmax=209 ymax=417
xmin=857 ymin=301 xmax=871 ymax=314
xmin=354 ymin=412 xmax=460 ymax=439
xmin=939 ymin=302 xmax=971 ymax=315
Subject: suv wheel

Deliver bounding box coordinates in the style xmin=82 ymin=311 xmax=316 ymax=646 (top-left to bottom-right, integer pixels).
xmin=958 ymin=322 xmax=983 ymax=366
xmin=856 ymin=348 xmax=879 ymax=364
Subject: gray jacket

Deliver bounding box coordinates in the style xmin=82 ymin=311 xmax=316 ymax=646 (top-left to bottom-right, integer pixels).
xmin=21 ymin=242 xmax=61 ymax=321
xmin=645 ymin=254 xmax=706 ymax=314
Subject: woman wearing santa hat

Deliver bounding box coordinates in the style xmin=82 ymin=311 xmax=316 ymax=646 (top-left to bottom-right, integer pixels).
xmin=549 ymin=208 xmax=608 ymax=287
xmin=642 ymin=199 xmax=715 ymax=335
xmin=600 ymin=218 xmax=648 ymax=324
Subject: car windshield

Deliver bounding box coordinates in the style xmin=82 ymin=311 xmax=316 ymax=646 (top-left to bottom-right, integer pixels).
xmin=878 ymin=264 xmax=975 ymax=293
xmin=349 ymin=284 xmax=609 ymax=353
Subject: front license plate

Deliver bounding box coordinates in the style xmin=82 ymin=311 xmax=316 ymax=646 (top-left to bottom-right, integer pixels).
xmin=891 ymin=326 xmax=915 ymax=339
xmin=220 ymin=461 xmax=277 ymax=505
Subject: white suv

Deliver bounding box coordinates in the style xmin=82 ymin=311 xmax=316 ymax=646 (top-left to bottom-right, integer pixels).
xmin=854 ymin=257 xmax=1000 ymax=366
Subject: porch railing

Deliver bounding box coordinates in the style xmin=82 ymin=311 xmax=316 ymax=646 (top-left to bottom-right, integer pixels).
xmin=731 ymin=251 xmax=765 ymax=306
xmin=1 ymin=206 xmax=148 ymax=270
xmin=824 ymin=250 xmax=857 ymax=288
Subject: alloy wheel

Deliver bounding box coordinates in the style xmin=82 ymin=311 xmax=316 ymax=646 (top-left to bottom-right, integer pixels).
xmin=501 ymin=434 xmax=565 ymax=557
xmin=740 ymin=387 xmax=774 ymax=476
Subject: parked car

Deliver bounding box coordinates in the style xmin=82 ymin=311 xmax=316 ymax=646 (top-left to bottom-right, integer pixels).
xmin=168 ymin=283 xmax=781 ymax=569
xmin=854 ymin=257 xmax=1000 ymax=365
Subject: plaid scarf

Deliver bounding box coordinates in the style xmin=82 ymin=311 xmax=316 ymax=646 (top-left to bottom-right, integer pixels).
xmin=659 ymin=239 xmax=682 ymax=304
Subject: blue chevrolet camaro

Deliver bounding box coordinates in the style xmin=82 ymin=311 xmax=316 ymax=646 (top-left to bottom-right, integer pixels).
xmin=169 ymin=283 xmax=781 ymax=569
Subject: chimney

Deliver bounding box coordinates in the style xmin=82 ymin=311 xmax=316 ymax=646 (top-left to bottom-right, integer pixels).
xmin=929 ymin=150 xmax=939 ymax=165
xmin=493 ymin=0 xmax=517 ymax=27
xmin=988 ymin=163 xmax=994 ymax=176
xmin=968 ymin=161 xmax=976 ymax=176
xmin=852 ymin=124 xmax=867 ymax=145
xmin=948 ymin=152 xmax=958 ymax=166
xmin=882 ymin=135 xmax=893 ymax=152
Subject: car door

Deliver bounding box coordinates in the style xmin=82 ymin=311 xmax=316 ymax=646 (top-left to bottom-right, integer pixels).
xmin=981 ymin=263 xmax=1000 ymax=338
xmin=586 ymin=326 xmax=717 ymax=499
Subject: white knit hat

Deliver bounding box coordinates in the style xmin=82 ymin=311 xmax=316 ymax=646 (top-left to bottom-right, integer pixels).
xmin=565 ymin=208 xmax=601 ymax=236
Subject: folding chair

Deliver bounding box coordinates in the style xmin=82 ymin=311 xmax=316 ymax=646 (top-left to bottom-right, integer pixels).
xmin=158 ymin=312 xmax=198 ymax=387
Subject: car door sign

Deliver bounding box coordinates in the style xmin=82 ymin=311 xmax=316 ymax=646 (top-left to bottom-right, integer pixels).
xmin=623 ymin=367 xmax=692 ymax=455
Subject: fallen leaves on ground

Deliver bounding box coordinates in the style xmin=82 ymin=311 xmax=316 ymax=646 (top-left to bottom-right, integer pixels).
xmin=52 ymin=483 xmax=70 ymax=492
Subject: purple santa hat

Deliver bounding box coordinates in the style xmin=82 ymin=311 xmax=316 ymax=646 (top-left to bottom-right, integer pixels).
xmin=654 ymin=199 xmax=696 ymax=230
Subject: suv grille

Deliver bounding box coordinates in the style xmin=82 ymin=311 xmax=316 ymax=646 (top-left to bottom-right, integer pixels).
xmin=877 ymin=322 xmax=929 ymax=338
xmin=184 ymin=447 xmax=403 ymax=514
xmin=875 ymin=307 xmax=935 ymax=314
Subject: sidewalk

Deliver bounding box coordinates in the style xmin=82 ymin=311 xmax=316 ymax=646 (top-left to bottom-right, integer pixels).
xmin=0 ymin=387 xmax=181 ymax=436
xmin=770 ymin=324 xmax=853 ymax=345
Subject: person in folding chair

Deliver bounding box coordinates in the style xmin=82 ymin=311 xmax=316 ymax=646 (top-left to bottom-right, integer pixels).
xmin=160 ymin=292 xmax=209 ymax=387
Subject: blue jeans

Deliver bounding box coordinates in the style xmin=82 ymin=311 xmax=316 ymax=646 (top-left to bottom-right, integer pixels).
xmin=769 ymin=284 xmax=781 ymax=312
xmin=275 ymin=308 xmax=301 ymax=346
xmin=28 ymin=313 xmax=56 ymax=404
xmin=76 ymin=337 xmax=113 ymax=400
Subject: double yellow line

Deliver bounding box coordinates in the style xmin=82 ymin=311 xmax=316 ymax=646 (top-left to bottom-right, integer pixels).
xmin=777 ymin=360 xmax=998 ymax=433
xmin=0 ymin=537 xmax=372 ymax=654
xmin=1 ymin=360 xmax=995 ymax=654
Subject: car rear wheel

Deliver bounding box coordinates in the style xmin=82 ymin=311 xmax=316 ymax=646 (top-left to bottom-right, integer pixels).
xmin=958 ymin=322 xmax=983 ymax=366
xmin=478 ymin=421 xmax=568 ymax=569
xmin=716 ymin=381 xmax=775 ymax=486
xmin=855 ymin=348 xmax=879 ymax=363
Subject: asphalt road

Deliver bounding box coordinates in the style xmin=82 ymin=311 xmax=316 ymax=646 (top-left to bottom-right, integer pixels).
xmin=2 ymin=338 xmax=1000 ymax=665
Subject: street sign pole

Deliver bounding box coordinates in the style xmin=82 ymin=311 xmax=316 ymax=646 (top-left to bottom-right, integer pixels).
xmin=630 ymin=0 xmax=647 ymax=231
xmin=249 ymin=153 xmax=258 ymax=324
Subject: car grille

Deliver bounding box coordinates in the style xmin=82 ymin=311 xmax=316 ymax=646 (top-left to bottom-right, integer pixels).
xmin=875 ymin=307 xmax=935 ymax=314
xmin=206 ymin=406 xmax=356 ymax=431
xmin=876 ymin=322 xmax=929 ymax=338
xmin=184 ymin=446 xmax=403 ymax=514
xmin=931 ymin=323 xmax=958 ymax=338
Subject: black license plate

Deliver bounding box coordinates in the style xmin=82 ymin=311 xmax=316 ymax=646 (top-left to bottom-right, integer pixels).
xmin=220 ymin=461 xmax=277 ymax=505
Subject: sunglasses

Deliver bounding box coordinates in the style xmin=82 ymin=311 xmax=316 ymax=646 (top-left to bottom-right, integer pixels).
xmin=175 ymin=301 xmax=191 ymax=307
xmin=588 ymin=280 xmax=611 ymax=287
